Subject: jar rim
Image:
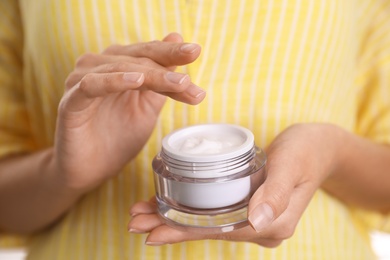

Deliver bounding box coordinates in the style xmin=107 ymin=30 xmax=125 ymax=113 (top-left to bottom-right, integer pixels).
xmin=161 ymin=124 xmax=255 ymax=163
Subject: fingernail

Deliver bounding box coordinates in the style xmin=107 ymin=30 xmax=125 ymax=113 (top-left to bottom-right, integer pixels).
xmin=145 ymin=241 xmax=166 ymax=246
xmin=128 ymin=228 xmax=146 ymax=234
xmin=123 ymin=72 xmax=144 ymax=83
xmin=166 ymin=72 xmax=189 ymax=84
xmin=180 ymin=43 xmax=200 ymax=54
xmin=248 ymin=203 xmax=274 ymax=232
xmin=186 ymin=84 xmax=206 ymax=98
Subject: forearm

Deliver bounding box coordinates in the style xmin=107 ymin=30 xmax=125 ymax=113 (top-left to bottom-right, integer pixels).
xmin=322 ymin=126 xmax=390 ymax=213
xmin=0 ymin=148 xmax=83 ymax=234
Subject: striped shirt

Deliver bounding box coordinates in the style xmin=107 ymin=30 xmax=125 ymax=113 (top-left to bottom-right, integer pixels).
xmin=1 ymin=0 xmax=390 ymax=259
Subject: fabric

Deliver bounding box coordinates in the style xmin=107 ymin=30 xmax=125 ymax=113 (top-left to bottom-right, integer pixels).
xmin=0 ymin=0 xmax=389 ymax=259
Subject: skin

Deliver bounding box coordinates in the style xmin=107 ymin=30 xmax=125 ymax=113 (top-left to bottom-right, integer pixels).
xmin=0 ymin=33 xmax=205 ymax=233
xmin=128 ymin=123 xmax=390 ymax=247
xmin=0 ymin=33 xmax=389 ymax=249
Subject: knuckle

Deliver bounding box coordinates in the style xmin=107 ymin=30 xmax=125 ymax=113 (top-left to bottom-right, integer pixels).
xmin=103 ymin=44 xmax=123 ymax=54
xmin=75 ymin=53 xmax=96 ymax=67
xmin=101 ymin=74 xmax=114 ymax=86
xmin=268 ymin=184 xmax=290 ymax=210
xmin=137 ymin=57 xmax=157 ymax=67
xmin=111 ymin=61 xmax=130 ymax=72
xmin=145 ymin=68 xmax=160 ymax=82
xmin=142 ymin=41 xmax=159 ymax=53
xmin=272 ymin=222 xmax=296 ymax=240
xmin=64 ymin=73 xmax=77 ymax=89
xmin=78 ymin=74 xmax=93 ymax=93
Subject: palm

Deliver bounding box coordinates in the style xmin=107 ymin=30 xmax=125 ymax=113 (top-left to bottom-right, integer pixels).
xmin=53 ymin=34 xmax=203 ymax=191
xmin=56 ymin=88 xmax=166 ymax=190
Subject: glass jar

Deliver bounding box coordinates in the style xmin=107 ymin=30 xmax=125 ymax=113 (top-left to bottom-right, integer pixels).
xmin=152 ymin=124 xmax=267 ymax=233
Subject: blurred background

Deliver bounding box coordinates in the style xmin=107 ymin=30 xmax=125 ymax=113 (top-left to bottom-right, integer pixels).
xmin=0 ymin=231 xmax=389 ymax=259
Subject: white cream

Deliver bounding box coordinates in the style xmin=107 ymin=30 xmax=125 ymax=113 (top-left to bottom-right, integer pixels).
xmin=178 ymin=134 xmax=244 ymax=155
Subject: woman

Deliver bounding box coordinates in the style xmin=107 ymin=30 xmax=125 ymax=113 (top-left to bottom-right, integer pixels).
xmin=0 ymin=1 xmax=389 ymax=259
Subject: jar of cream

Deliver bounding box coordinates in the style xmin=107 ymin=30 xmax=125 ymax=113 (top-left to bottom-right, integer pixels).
xmin=152 ymin=124 xmax=267 ymax=233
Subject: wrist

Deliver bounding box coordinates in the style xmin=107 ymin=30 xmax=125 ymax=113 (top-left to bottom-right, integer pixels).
xmin=42 ymin=148 xmax=86 ymax=199
xmin=283 ymin=123 xmax=347 ymax=184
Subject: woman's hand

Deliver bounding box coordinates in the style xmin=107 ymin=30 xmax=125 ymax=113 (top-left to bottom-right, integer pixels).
xmin=128 ymin=123 xmax=344 ymax=247
xmin=53 ymin=33 xmax=205 ymax=192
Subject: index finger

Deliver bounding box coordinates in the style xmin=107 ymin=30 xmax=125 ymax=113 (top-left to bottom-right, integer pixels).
xmin=103 ymin=41 xmax=201 ymax=67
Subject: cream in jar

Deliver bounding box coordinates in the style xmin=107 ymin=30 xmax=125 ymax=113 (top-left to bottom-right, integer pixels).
xmin=152 ymin=124 xmax=267 ymax=233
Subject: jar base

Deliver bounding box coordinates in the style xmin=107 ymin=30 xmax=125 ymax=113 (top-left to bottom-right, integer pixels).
xmin=156 ymin=196 xmax=249 ymax=234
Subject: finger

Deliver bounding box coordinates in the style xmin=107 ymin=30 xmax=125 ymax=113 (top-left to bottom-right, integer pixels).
xmin=73 ymin=62 xmax=193 ymax=93
xmin=144 ymin=222 xmax=283 ymax=247
xmin=162 ymin=32 xmax=183 ymax=71
xmin=74 ymin=33 xmax=184 ymax=72
xmin=74 ymin=53 xmax=165 ymax=71
xmin=247 ymin=150 xmax=298 ymax=232
xmin=61 ymin=72 xmax=144 ymax=112
xmin=128 ymin=213 xmax=163 ymax=233
xmin=129 ymin=200 xmax=157 ymax=217
xmin=254 ymin=182 xmax=315 ymax=241
xmin=103 ymin=41 xmax=201 ymax=68
xmin=145 ymin=224 xmax=206 ymax=246
xmin=162 ymin=32 xmax=184 ymax=43
xmin=67 ymin=62 xmax=206 ymax=105
xmin=67 ymin=55 xmax=167 ymax=88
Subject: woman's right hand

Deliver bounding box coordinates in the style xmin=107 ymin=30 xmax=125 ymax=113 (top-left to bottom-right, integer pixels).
xmin=52 ymin=33 xmax=205 ymax=193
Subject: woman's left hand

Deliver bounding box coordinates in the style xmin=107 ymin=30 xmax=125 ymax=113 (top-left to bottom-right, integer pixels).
xmin=128 ymin=123 xmax=344 ymax=247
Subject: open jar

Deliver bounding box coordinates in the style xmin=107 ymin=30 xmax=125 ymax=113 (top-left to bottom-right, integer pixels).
xmin=152 ymin=124 xmax=267 ymax=233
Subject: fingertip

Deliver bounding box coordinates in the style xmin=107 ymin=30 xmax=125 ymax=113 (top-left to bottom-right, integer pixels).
xmin=129 ymin=201 xmax=157 ymax=216
xmin=186 ymin=84 xmax=206 ymax=99
xmin=163 ymin=32 xmax=184 ymax=43
xmin=179 ymin=43 xmax=201 ymax=54
xmin=248 ymin=202 xmax=275 ymax=233
xmin=145 ymin=225 xmax=195 ymax=245
xmin=188 ymin=91 xmax=206 ymax=105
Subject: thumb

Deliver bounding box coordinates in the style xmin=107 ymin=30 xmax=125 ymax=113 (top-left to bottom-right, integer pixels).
xmin=248 ymin=160 xmax=295 ymax=232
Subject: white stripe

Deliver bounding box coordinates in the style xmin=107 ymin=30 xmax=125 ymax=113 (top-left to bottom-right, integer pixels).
xmin=127 ymin=162 xmax=136 ymax=260
xmin=66 ymin=0 xmax=79 ymax=56
xmin=193 ymin=0 xmax=218 ymax=121
xmin=146 ymin=0 xmax=156 ymax=40
xmin=204 ymin=0 xmax=232 ymax=123
xmin=314 ymin=2 xmax=345 ymax=121
xmin=52 ymin=0 xmax=72 ymax=69
xmin=78 ymin=0 xmax=90 ymax=51
xmin=247 ymin=0 xmax=274 ymax=144
xmin=191 ymin=0 xmax=205 ymax=43
xmin=274 ymin=0 xmax=302 ymax=135
xmin=242 ymin=0 xmax=262 ymax=130
xmin=204 ymin=240 xmax=210 ymax=260
xmin=173 ymin=0 xmax=188 ymax=127
xmin=261 ymin=0 xmax=288 ymax=143
xmin=104 ymin=0 xmax=116 ymax=43
xmin=158 ymin=0 xmax=168 ymax=35
xmin=173 ymin=0 xmax=183 ymax=34
xmin=106 ymin=182 xmax=113 ymax=260
xmin=220 ymin=0 xmax=247 ymax=123
xmin=306 ymin=0 xmax=337 ymax=121
xmin=117 ymin=172 xmax=125 ymax=260
xmin=91 ymin=0 xmax=104 ymax=51
xmin=132 ymin=1 xmax=142 ymax=41
xmin=285 ymin=1 xmax=315 ymax=125
xmin=191 ymin=0 xmax=205 ymax=122
xmin=119 ymin=0 xmax=130 ymax=43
